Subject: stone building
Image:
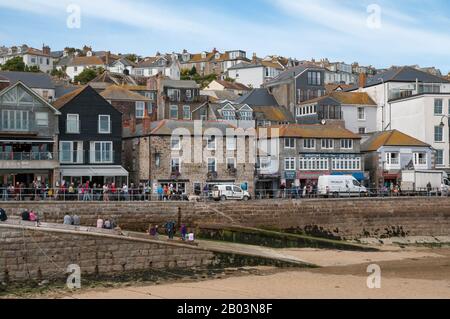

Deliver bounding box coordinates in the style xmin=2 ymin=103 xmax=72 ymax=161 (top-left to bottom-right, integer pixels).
xmin=123 ymin=120 xmax=256 ymax=195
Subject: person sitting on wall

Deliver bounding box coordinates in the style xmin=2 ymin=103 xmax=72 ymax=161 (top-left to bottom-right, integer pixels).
xmin=21 ymin=210 xmax=30 ymax=221
xmin=0 ymin=208 xmax=7 ymax=222
xmin=63 ymin=214 xmax=73 ymax=225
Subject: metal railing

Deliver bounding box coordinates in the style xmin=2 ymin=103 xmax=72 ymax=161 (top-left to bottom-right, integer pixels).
xmin=0 ymin=152 xmax=57 ymax=161
xmin=0 ymin=187 xmax=448 ymax=202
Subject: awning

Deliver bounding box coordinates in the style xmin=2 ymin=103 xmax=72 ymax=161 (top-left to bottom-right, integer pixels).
xmin=61 ymin=166 xmax=129 ymax=177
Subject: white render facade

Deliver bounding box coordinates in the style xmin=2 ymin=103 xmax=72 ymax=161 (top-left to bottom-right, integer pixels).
xmin=389 ymin=94 xmax=450 ymax=170
xmin=341 ymin=104 xmax=378 ymax=135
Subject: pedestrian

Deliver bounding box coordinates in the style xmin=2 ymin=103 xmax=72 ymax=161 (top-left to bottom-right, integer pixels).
xmin=83 ymin=181 xmax=91 ymax=201
xmin=103 ymin=184 xmax=109 ymax=202
xmin=180 ymin=224 xmax=187 ymax=241
xmin=427 ymin=182 xmax=432 ymax=196
xmin=21 ymin=210 xmax=30 ymax=221
xmin=0 ymin=208 xmax=7 ymax=222
xmin=103 ymin=219 xmax=112 ymax=229
xmin=157 ymin=185 xmax=163 ymax=201
xmin=165 ymin=221 xmax=176 ymax=240
xmin=63 ymin=214 xmax=73 ymax=225
xmin=29 ymin=210 xmax=37 ymax=222
xmin=73 ymin=214 xmax=81 ymax=226
xmin=96 ymin=216 xmax=104 ymax=229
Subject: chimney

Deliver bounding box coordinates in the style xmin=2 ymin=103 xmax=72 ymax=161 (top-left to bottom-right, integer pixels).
xmin=106 ymin=51 xmax=111 ymax=66
xmin=0 ymin=77 xmax=10 ymax=91
xmin=358 ymin=72 xmax=367 ymax=88
xmin=252 ymin=53 xmax=257 ymax=64
xmin=42 ymin=44 xmax=51 ymax=55
xmin=143 ymin=117 xmax=152 ymax=134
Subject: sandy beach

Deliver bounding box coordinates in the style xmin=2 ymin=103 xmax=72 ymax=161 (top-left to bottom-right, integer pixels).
xmin=61 ymin=246 xmax=450 ymax=299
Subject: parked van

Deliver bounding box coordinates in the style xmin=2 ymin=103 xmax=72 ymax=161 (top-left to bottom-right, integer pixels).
xmin=317 ymin=175 xmax=367 ymax=197
xmin=212 ymin=185 xmax=251 ymax=201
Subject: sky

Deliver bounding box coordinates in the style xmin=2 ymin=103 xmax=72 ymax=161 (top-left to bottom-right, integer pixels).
xmin=0 ymin=0 xmax=450 ymax=73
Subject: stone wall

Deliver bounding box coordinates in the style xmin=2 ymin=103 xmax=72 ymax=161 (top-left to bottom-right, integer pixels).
xmin=1 ymin=197 xmax=449 ymax=239
xmin=0 ymin=224 xmax=215 ymax=283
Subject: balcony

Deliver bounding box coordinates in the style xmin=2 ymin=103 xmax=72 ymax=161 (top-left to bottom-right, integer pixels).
xmin=0 ymin=152 xmax=59 ymax=170
xmin=388 ymin=83 xmax=450 ymax=101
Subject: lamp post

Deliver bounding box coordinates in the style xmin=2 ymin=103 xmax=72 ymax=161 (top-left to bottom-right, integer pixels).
xmin=439 ymin=115 xmax=450 ymax=128
xmin=378 ymin=78 xmax=386 ymax=131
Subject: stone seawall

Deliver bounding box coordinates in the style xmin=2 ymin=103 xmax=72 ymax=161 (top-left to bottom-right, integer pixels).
xmin=1 ymin=197 xmax=450 ymax=239
xmin=0 ymin=224 xmax=215 ymax=283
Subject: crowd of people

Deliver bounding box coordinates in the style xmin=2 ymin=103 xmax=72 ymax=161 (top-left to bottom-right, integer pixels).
xmin=148 ymin=221 xmax=193 ymax=242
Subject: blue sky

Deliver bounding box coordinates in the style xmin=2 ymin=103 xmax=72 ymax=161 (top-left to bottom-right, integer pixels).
xmin=1 ymin=0 xmax=450 ymax=73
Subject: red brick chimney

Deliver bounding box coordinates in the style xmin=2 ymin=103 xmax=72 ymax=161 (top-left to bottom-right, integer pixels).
xmin=252 ymin=53 xmax=257 ymax=64
xmin=106 ymin=51 xmax=111 ymax=66
xmin=0 ymin=76 xmax=10 ymax=91
xmin=358 ymin=73 xmax=367 ymax=88
xmin=42 ymin=44 xmax=51 ymax=56
xmin=143 ymin=117 xmax=151 ymax=134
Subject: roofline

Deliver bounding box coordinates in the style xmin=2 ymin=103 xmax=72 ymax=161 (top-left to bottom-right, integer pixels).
xmin=0 ymin=81 xmax=61 ymax=115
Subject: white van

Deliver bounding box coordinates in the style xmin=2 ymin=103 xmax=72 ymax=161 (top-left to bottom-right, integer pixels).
xmin=318 ymin=175 xmax=367 ymax=197
xmin=212 ymin=185 xmax=251 ymax=201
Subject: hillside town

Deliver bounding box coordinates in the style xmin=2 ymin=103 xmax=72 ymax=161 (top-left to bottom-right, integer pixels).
xmin=1 ymin=43 xmax=450 ymax=200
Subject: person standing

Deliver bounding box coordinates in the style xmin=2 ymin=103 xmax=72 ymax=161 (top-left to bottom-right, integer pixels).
xmin=180 ymin=224 xmax=187 ymax=241
xmin=103 ymin=184 xmax=109 ymax=202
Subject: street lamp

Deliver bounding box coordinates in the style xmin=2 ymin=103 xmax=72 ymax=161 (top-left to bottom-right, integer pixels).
xmin=439 ymin=115 xmax=450 ymax=128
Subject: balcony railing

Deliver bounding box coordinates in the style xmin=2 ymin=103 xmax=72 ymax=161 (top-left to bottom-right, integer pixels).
xmin=0 ymin=152 xmax=57 ymax=161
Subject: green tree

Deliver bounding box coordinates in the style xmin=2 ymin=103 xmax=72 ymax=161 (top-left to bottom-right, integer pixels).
xmin=51 ymin=68 xmax=67 ymax=78
xmin=73 ymin=68 xmax=98 ymax=84
xmin=189 ymin=66 xmax=197 ymax=76
xmin=1 ymin=56 xmax=26 ymax=71
xmin=25 ymin=65 xmax=40 ymax=73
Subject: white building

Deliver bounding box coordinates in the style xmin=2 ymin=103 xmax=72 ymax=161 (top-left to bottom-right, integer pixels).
xmin=66 ymin=56 xmax=106 ymax=81
xmin=354 ymin=66 xmax=450 ymax=169
xmin=0 ymin=45 xmax=55 ymax=73
xmin=133 ymin=54 xmax=180 ymax=80
xmin=227 ymin=60 xmax=284 ymax=89
xmin=108 ymin=58 xmax=136 ymax=75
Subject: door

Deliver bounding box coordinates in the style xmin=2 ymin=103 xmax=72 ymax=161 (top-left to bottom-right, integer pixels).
xmin=233 ymin=186 xmax=244 ymax=199
xmin=225 ymin=186 xmax=233 ymax=198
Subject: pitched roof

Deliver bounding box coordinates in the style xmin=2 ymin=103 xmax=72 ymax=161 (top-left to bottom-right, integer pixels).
xmin=258 ymin=124 xmax=360 ymax=139
xmin=113 ymin=58 xmax=137 ymax=67
xmin=100 ymin=85 xmax=150 ymax=101
xmin=265 ymin=65 xmax=324 ymax=86
xmin=128 ymin=120 xmax=237 ymax=137
xmin=361 ymin=130 xmax=430 ymax=152
xmin=162 ymin=79 xmax=199 ymax=89
xmin=52 ymin=85 xmax=88 ymax=109
xmin=236 ymin=88 xmax=279 ymax=106
xmin=0 ymin=71 xmax=55 ymax=89
xmin=325 ymin=83 xmax=354 ymax=94
xmin=213 ymin=80 xmax=250 ymax=91
xmin=253 ymin=105 xmax=294 ymax=122
xmin=364 ymin=66 xmax=450 ymax=88
xmin=67 ymin=56 xmax=105 ymax=67
xmin=299 ymin=92 xmax=376 ymax=106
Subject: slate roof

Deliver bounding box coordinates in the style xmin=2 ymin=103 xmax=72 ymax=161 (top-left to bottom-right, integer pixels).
xmin=362 ymin=66 xmax=450 ymax=88
xmin=100 ymin=85 xmax=150 ymax=101
xmin=213 ymin=80 xmax=250 ymax=91
xmin=300 ymin=92 xmax=377 ymax=106
xmin=54 ymin=85 xmax=81 ymax=99
xmin=361 ymin=130 xmax=430 ymax=152
xmin=162 ymin=79 xmax=199 ymax=89
xmin=258 ymin=124 xmax=360 ymax=139
xmin=236 ymin=88 xmax=279 ymax=106
xmin=67 ymin=56 xmax=105 ymax=67
xmin=253 ymin=105 xmax=294 ymax=122
xmin=0 ymin=71 xmax=55 ymax=89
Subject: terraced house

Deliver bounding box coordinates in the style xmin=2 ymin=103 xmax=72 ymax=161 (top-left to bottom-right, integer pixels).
xmin=0 ymin=80 xmax=60 ymax=187
xmin=122 ymin=120 xmax=255 ymax=195
xmin=0 ymin=44 xmax=55 ymax=73
xmin=256 ymin=124 xmax=364 ymax=195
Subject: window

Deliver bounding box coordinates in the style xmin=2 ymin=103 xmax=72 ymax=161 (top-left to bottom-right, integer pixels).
xmin=386 ymin=152 xmax=399 ymax=165
xmin=66 ymin=114 xmax=79 ymax=133
xmin=98 ymin=115 xmax=111 ymax=134
xmin=358 ymin=127 xmax=366 ymax=134
xmin=240 ymin=111 xmax=253 ymax=121
xmin=200 ymin=109 xmax=207 ymax=121
xmin=222 ymin=110 xmax=236 ymax=121
xmin=167 ymin=89 xmax=180 ymax=101
xmin=284 ymin=138 xmax=295 ymax=149
xmin=435 ymin=126 xmax=443 ymax=142
xmin=226 ymin=158 xmax=236 ymax=170
xmin=60 ymin=141 xmax=83 ymax=164
xmin=284 ymin=157 xmax=296 ymax=171
xmin=35 ymin=112 xmax=49 ymax=126
xmin=341 ymin=139 xmax=353 ymax=149
xmin=207 ymin=158 xmax=217 ymax=172
xmin=207 ymin=136 xmax=216 ymax=150
xmin=147 ymin=103 xmax=153 ymax=115
xmin=307 ymin=71 xmax=322 ymax=85
xmin=91 ymin=142 xmax=113 ymax=163
xmin=183 ymin=105 xmax=191 ymax=120
xmin=171 ymin=158 xmax=180 ymax=173
xmin=226 ymin=136 xmax=236 ymax=151
xmin=185 ymin=90 xmax=192 ymax=100
xmin=332 ymin=157 xmax=361 ymax=171
xmin=299 ymin=157 xmax=329 ymax=171
xmin=414 ymin=152 xmax=427 ymax=166
xmin=303 ymin=139 xmax=315 ymax=149
xmin=436 ymin=149 xmax=444 ymax=166
xmin=321 ymin=139 xmax=334 ymax=149
xmin=170 ymin=105 xmax=178 ymax=119
xmin=1 ymin=110 xmax=29 ymax=131
xmin=171 ymin=136 xmax=181 ymax=150
xmin=434 ymin=99 xmax=443 ymax=115
xmin=357 ymin=107 xmax=365 ymax=120
xmin=135 ymin=101 xmax=145 ymax=118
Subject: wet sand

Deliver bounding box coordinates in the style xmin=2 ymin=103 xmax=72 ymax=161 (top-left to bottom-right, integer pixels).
xmin=64 ymin=247 xmax=450 ymax=299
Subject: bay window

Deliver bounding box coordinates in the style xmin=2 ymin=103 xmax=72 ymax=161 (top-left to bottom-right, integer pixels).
xmin=90 ymin=141 xmax=113 ymax=163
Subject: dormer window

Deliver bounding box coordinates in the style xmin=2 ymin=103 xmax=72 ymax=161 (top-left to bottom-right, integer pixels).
xmin=215 ymin=53 xmax=221 ymax=60
xmin=239 ymin=111 xmax=253 ymax=121
xmin=201 ymin=52 xmax=207 ymax=59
